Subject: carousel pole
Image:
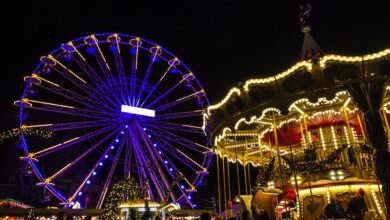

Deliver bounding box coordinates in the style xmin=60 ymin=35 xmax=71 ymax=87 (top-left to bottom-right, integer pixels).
xmin=272 ymin=112 xmax=285 ymax=191
xmin=300 ymin=120 xmax=306 ymax=149
xmin=234 ymin=135 xmax=241 ymax=196
xmin=247 ymin=160 xmax=251 ymax=193
xmin=216 ymin=145 xmax=222 ymax=217
xmin=357 ymin=111 xmax=367 ymax=142
xmin=303 ymin=114 xmax=311 ymax=147
xmin=226 ymin=155 xmax=232 ymax=217
xmin=285 ymin=116 xmax=302 ymax=220
xmin=243 ymin=137 xmax=248 ymax=195
xmin=222 ymin=155 xmax=228 ymax=220
xmin=258 ymin=135 xmax=264 ymax=166
xmin=381 ymin=109 xmax=390 ymax=141
xmin=343 ymin=106 xmax=363 ymax=169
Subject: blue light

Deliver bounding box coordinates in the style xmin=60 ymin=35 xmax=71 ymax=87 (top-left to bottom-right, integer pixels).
xmin=115 ymin=139 xmax=119 ymax=143
xmin=86 ymin=180 xmax=91 ymax=185
xmin=148 ymin=134 xmax=151 ymax=138
xmin=169 ymin=167 xmax=174 ymax=172
xmin=111 ymin=146 xmax=115 ymax=150
xmin=150 ymin=55 xmax=159 ymax=62
xmin=125 ymin=125 xmax=128 ymax=128
xmin=109 ymin=44 xmax=118 ymax=52
xmin=99 ymin=162 xmax=103 ymax=166
xmin=164 ymin=160 xmax=168 ymax=164
xmin=86 ymin=47 xmax=96 ymax=54
xmin=181 ymin=185 xmax=185 ymax=189
xmin=153 ymin=143 xmax=157 ymax=147
xmin=188 ymin=196 xmax=192 ymax=200
xmin=92 ymin=172 xmax=97 ymax=176
xmin=130 ymin=48 xmax=137 ymax=54
xmin=121 ymin=131 xmax=124 ymax=134
xmin=193 ymin=204 xmax=197 ymax=208
xmin=170 ymin=68 xmax=178 ymax=74
xmin=104 ymin=155 xmax=109 ymax=159
xmin=78 ymin=192 xmax=82 ymax=196
xmin=159 ymin=151 xmax=162 ymax=154
xmin=143 ymin=127 xmax=147 ymax=131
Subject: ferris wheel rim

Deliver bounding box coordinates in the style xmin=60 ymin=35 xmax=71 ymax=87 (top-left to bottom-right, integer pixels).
xmin=17 ymin=33 xmax=213 ymax=208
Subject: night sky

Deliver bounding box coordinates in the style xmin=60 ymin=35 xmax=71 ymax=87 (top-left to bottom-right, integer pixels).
xmin=1 ymin=0 xmax=390 ymax=206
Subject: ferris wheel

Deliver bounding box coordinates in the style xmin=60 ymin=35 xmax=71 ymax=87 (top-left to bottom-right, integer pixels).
xmin=14 ymin=33 xmax=212 ymax=209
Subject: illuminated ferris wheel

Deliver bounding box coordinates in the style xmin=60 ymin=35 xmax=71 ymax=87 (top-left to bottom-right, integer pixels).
xmin=14 ymin=33 xmax=212 ymax=208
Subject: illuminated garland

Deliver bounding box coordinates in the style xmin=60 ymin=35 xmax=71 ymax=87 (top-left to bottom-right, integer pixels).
xmin=254 ymin=157 xmax=276 ymax=190
xmin=102 ymin=177 xmax=140 ymax=220
xmin=282 ymin=145 xmax=347 ymax=174
xmin=164 ymin=175 xmax=184 ymax=203
xmin=0 ymin=127 xmax=53 ymax=142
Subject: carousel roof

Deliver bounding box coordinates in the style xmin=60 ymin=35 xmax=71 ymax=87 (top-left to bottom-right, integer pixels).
xmin=207 ymin=48 xmax=390 ymax=140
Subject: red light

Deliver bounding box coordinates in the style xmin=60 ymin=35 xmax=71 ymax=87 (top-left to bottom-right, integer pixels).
xmin=316 ymin=52 xmax=320 ymax=55
xmin=308 ymin=54 xmax=312 ymax=57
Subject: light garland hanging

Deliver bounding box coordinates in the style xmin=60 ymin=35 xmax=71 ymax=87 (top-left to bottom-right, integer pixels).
xmin=0 ymin=127 xmax=53 ymax=142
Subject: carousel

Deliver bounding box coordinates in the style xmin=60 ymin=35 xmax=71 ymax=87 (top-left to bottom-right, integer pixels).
xmin=207 ymin=4 xmax=390 ymax=220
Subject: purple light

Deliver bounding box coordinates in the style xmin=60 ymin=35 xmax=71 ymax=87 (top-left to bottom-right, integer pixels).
xmin=86 ymin=180 xmax=91 ymax=185
xmin=115 ymin=139 xmax=119 ymax=143
xmin=92 ymin=172 xmax=97 ymax=176
xmin=104 ymin=155 xmax=109 ymax=159
xmin=99 ymin=162 xmax=103 ymax=166
xmin=78 ymin=192 xmax=82 ymax=196
xmin=111 ymin=146 xmax=115 ymax=150
xmin=164 ymin=160 xmax=168 ymax=164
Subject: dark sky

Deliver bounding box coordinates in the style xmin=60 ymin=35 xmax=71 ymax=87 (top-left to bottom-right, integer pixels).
xmin=2 ymin=1 xmax=390 ymax=124
xmin=0 ymin=0 xmax=389 ymax=204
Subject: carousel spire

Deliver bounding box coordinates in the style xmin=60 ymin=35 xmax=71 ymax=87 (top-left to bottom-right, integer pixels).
xmin=299 ymin=3 xmax=325 ymax=61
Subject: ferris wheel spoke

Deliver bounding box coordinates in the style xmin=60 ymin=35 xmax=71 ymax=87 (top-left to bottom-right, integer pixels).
xmin=147 ymin=142 xmax=193 ymax=204
xmin=134 ymin=119 xmax=177 ymax=202
xmin=25 ymin=120 xmax=114 ymax=131
xmin=34 ymin=125 xmax=116 ymax=158
xmin=145 ymin=78 xmax=186 ymax=108
xmin=136 ymin=60 xmax=155 ymax=106
xmin=151 ymin=110 xmax=204 ymax=121
xmin=92 ymin=52 xmax=123 ymax=106
xmin=48 ymin=126 xmax=123 ymax=181
xmin=139 ymin=62 xmax=175 ymax=107
xmin=143 ymin=121 xmax=204 ymax=134
xmin=112 ymin=51 xmax=127 ymax=103
xmin=155 ymin=91 xmax=203 ymax=112
xmin=149 ymin=127 xmax=209 ymax=153
xmin=49 ymin=65 xmax=95 ymax=97
xmin=23 ymin=100 xmax=119 ymax=121
xmin=130 ymin=128 xmax=165 ymax=201
xmin=36 ymin=82 xmax=118 ymax=115
xmin=97 ymin=130 xmax=127 ymax=208
xmin=150 ymin=135 xmax=199 ymax=172
xmin=69 ymin=47 xmax=122 ymax=108
xmin=70 ymin=45 xmax=106 ymax=87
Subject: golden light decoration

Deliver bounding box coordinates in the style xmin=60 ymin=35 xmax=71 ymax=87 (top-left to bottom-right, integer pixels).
xmin=208 ymin=48 xmax=390 ymax=112
xmin=0 ymin=127 xmax=53 ymax=142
